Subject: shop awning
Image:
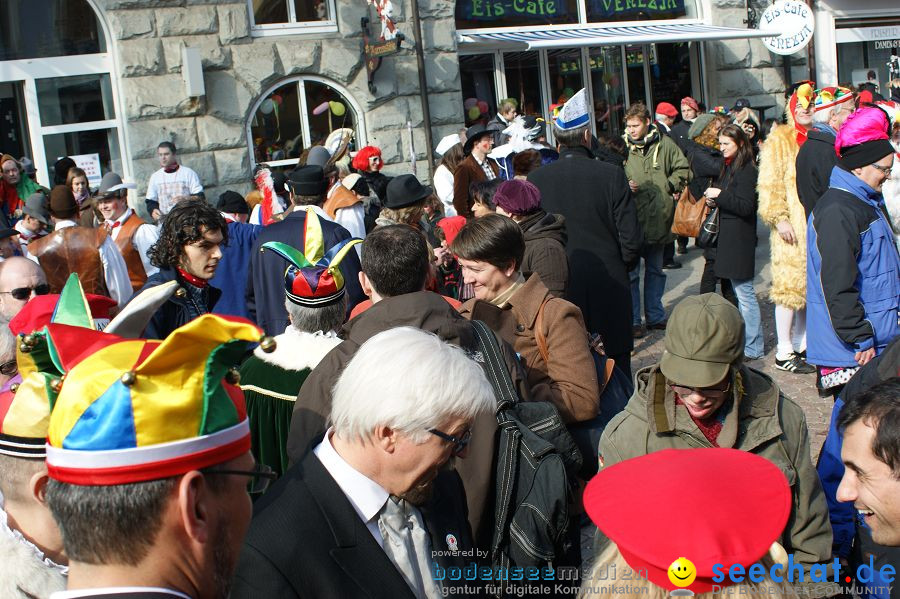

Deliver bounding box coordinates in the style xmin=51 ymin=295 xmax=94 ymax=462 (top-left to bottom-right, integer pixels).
xmin=457 ymin=22 xmax=781 ymax=51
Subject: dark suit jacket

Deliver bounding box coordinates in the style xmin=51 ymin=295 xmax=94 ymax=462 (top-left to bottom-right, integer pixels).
xmin=231 ymin=451 xmax=480 ymax=599
xmin=528 ymin=146 xmax=642 ymax=357
xmin=246 ymin=208 xmax=364 ymax=335
xmin=452 ymin=154 xmax=500 ymax=218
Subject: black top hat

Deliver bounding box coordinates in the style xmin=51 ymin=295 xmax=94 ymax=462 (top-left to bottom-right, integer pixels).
xmin=384 ymin=175 xmax=433 ymax=209
xmin=286 ymin=165 xmax=327 ymax=196
xmin=464 ymin=124 xmax=493 ymax=154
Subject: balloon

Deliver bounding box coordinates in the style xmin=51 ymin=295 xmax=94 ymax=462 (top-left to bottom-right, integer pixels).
xmin=329 ymin=101 xmax=346 ymax=116
xmin=477 ymin=100 xmax=489 ymax=115
xmin=312 ymin=101 xmax=330 ymax=115
xmin=464 ymin=97 xmax=478 ymax=109
xmin=601 ymin=72 xmax=612 ymax=85
xmin=271 ymin=94 xmax=282 ymax=105
xmin=563 ymin=87 xmax=575 ymax=99
xmin=259 ymin=98 xmax=274 ymax=115
xmin=468 ymin=106 xmax=481 ymax=121
xmin=610 ymin=75 xmax=620 ymax=88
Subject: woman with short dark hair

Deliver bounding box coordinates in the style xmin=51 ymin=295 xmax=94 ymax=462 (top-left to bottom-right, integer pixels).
xmin=453 ymin=213 xmax=598 ymax=423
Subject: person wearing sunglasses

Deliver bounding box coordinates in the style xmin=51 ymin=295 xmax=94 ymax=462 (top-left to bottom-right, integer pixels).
xmin=599 ymin=293 xmax=833 ymax=578
xmin=0 ymin=256 xmax=48 ymax=322
xmin=233 ymin=326 xmax=495 ymax=599
xmin=807 ymin=106 xmax=900 ymax=400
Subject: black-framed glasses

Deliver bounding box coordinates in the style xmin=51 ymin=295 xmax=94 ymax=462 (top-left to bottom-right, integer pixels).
xmin=0 ymin=284 xmax=50 ymax=301
xmin=0 ymin=359 xmax=17 ymax=377
xmin=870 ymin=163 xmax=893 ymax=177
xmin=202 ymin=463 xmax=277 ymax=494
xmin=428 ymin=428 xmax=472 ymax=456
xmin=669 ymin=380 xmax=732 ymax=401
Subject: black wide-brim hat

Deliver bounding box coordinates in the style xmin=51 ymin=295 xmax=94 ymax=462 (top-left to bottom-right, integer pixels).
xmin=385 ymin=174 xmax=433 ymax=209
xmin=286 ymin=165 xmax=327 ymax=196
xmin=463 ymin=124 xmax=493 ymax=154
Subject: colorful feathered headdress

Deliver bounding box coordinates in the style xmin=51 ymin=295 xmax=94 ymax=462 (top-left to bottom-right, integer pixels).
xmin=262 ymin=208 xmax=361 ymax=307
xmin=788 ymin=81 xmax=817 ymax=146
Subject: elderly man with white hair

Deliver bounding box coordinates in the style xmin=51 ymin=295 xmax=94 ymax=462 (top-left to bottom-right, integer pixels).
xmin=232 ymin=326 xmax=494 ymax=599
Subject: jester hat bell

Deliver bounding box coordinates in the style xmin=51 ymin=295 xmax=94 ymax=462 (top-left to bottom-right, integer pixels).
xmin=45 ymin=314 xmax=274 ymax=485
xmin=262 ymin=207 xmax=361 ymax=308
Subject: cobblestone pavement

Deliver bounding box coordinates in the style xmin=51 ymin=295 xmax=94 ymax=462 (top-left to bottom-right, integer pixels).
xmin=580 ymin=223 xmax=832 ymax=571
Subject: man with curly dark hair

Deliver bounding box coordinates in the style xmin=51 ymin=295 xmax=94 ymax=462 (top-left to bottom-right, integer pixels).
xmin=134 ymin=199 xmax=227 ymax=338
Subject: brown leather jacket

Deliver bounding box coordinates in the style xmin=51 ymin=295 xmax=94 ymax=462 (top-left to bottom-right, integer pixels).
xmin=459 ymin=274 xmax=599 ymax=423
xmin=28 ymin=226 xmax=109 ymax=296
xmin=110 ymin=213 xmax=149 ymax=293
xmin=452 ymin=154 xmax=500 ymax=218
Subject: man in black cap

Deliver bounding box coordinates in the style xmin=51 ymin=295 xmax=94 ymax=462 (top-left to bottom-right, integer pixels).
xmin=452 ymin=124 xmax=499 ymax=218
xmin=248 ymin=165 xmax=364 ymax=335
xmin=210 ymin=191 xmax=262 ymax=319
xmin=94 ymin=172 xmax=158 ymax=294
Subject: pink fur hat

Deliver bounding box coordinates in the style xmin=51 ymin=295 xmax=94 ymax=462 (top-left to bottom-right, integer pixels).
xmin=835 ymin=106 xmax=894 ymax=170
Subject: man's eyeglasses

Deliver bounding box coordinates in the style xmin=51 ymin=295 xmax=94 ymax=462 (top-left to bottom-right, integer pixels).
xmin=0 ymin=360 xmax=16 ymax=377
xmin=202 ymin=463 xmax=277 ymax=494
xmin=0 ymin=284 xmax=50 ymax=301
xmin=870 ymin=163 xmax=893 ymax=177
xmin=428 ymin=428 xmax=472 ymax=456
xmin=669 ymin=380 xmax=732 ymax=401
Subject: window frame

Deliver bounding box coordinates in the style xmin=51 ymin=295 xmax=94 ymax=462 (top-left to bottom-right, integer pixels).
xmin=246 ymin=75 xmax=367 ymax=171
xmin=247 ymin=0 xmax=339 ymax=38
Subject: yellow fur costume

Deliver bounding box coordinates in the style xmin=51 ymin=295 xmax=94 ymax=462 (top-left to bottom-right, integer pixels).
xmin=757 ymin=112 xmax=808 ymax=310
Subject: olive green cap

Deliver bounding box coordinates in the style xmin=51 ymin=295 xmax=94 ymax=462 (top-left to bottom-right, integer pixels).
xmin=660 ymin=294 xmax=744 ymax=388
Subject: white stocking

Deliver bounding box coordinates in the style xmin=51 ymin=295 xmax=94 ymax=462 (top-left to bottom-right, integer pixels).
xmin=775 ymin=304 xmax=795 ymax=361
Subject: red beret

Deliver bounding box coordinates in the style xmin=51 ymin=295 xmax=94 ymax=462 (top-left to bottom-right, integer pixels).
xmin=681 ymin=97 xmax=700 ymax=112
xmin=8 ymin=294 xmax=117 ymax=336
xmin=656 ymin=102 xmax=679 ymax=118
xmin=585 ymin=448 xmax=791 ymax=593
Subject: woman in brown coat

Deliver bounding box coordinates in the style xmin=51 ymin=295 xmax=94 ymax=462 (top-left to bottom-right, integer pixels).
xmin=453 ymin=213 xmax=599 ymax=423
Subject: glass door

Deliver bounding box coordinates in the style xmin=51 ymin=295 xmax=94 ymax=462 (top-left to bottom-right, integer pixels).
xmin=503 ymin=51 xmax=544 ymax=118
xmin=460 ymin=54 xmax=498 ymax=126
xmin=624 ymin=44 xmax=649 ymax=109
xmin=588 ymin=47 xmax=626 ymax=137
xmin=0 ymin=82 xmax=31 ymax=161
xmin=647 ymin=42 xmax=693 ymax=111
xmin=547 ymin=49 xmax=584 ymax=109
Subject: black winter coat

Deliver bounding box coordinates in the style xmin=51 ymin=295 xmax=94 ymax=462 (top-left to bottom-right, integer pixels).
xmin=528 ymin=145 xmax=643 ymax=356
xmin=519 ymin=210 xmax=569 ymax=298
xmin=681 ymin=138 xmax=723 ymax=201
xmin=711 ymin=160 xmax=759 ymax=281
xmin=136 ymin=267 xmax=221 ymax=339
xmin=796 ymin=126 xmax=838 ymax=218
xmin=247 ymin=209 xmax=364 ymax=336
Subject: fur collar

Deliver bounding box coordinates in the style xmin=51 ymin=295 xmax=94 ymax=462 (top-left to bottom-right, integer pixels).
xmin=252 ymin=327 xmax=342 ymax=371
xmin=0 ymin=495 xmax=67 ymax=598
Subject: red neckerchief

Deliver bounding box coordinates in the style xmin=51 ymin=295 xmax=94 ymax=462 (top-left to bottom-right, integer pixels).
xmin=163 ymin=162 xmax=180 ymax=174
xmin=724 ymin=155 xmax=735 ymax=166
xmin=177 ymin=267 xmax=208 ymax=288
xmin=674 ymin=395 xmax=724 ymax=447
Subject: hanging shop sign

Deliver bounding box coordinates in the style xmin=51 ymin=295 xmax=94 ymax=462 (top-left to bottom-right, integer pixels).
xmin=588 ymin=0 xmax=685 ymax=19
xmin=361 ymin=15 xmax=402 ymax=95
xmin=457 ymin=0 xmax=568 ymax=21
xmin=758 ymin=0 xmax=814 ymax=56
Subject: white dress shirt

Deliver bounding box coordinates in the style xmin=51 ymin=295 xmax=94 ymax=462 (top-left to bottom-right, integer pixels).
xmin=54 ymin=220 xmax=132 ymax=309
xmin=433 ymin=164 xmax=457 ymax=217
xmin=104 ymin=208 xmax=160 ymax=278
xmin=314 ymin=429 xmax=389 ymax=547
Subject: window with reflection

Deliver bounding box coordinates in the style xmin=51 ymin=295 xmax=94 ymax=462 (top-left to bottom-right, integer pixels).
xmin=250 ymin=78 xmax=359 ymax=167
xmin=0 ymin=0 xmax=104 ymax=61
xmin=460 ymin=54 xmax=498 ymax=126
xmin=504 ymin=52 xmax=544 ymax=119
xmin=547 ymin=49 xmax=584 ymax=107
xmin=589 ymin=47 xmax=626 ymax=136
xmin=250 ymin=0 xmax=333 ymax=27
xmin=455 ymin=0 xmax=578 ymax=30
xmin=44 ymin=129 xmax=122 ymax=179
xmin=37 ymin=74 xmax=115 ymax=127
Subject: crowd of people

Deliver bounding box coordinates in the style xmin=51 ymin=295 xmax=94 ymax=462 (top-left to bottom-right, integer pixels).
xmin=0 ymin=77 xmax=898 ymax=599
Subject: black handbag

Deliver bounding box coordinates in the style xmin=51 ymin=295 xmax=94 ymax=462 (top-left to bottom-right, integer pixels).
xmin=696 ymin=206 xmax=719 ymax=249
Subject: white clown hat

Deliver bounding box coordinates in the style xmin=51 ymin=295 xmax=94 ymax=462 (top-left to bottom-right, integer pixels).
xmin=555 ymin=89 xmax=590 ymax=131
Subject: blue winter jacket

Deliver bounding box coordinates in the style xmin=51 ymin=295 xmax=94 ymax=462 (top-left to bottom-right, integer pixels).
xmin=210 ymin=220 xmax=262 ymax=319
xmin=806 ymin=167 xmax=900 ymax=367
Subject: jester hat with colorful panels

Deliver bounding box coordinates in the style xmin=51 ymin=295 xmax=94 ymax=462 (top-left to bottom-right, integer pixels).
xmin=0 ymin=275 xmax=117 ymax=458
xmin=262 ymin=207 xmax=361 ymax=307
xmin=45 ymin=313 xmax=273 ymax=485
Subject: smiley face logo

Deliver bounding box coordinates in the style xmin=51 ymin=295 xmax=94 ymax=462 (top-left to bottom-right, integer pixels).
xmin=667 ymin=557 xmax=696 ymax=588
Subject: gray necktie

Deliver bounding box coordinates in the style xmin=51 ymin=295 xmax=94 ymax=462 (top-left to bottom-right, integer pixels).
xmin=377 ymin=496 xmax=443 ymax=599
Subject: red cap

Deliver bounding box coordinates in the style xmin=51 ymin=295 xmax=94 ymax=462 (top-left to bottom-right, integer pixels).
xmin=8 ymin=294 xmax=117 ymax=336
xmin=681 ymin=97 xmax=700 ymax=111
xmin=585 ymin=448 xmax=791 ymax=593
xmin=656 ymin=102 xmax=679 ymax=118
xmin=436 ymin=216 xmax=467 ymax=247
